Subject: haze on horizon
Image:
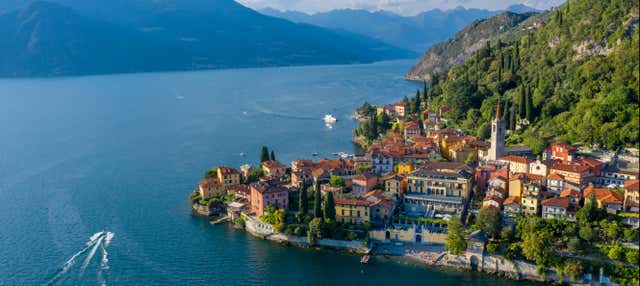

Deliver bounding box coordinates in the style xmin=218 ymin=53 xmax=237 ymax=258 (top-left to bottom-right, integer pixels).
xmin=237 ymin=0 xmax=565 ymax=15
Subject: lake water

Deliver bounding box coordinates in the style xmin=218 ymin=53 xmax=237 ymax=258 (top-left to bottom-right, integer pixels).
xmin=0 ymin=61 xmax=537 ymax=285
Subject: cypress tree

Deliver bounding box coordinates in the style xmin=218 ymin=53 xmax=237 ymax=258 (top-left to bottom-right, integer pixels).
xmin=519 ymin=86 xmax=526 ymax=118
xmin=323 ymin=192 xmax=336 ymax=221
xmin=526 ymin=84 xmax=534 ymax=121
xmin=509 ymin=104 xmax=516 ymax=131
xmin=369 ymin=116 xmax=377 ymax=140
xmin=503 ymin=98 xmax=511 ymax=129
xmin=299 ymin=185 xmax=309 ymax=214
xmin=414 ymin=89 xmax=421 ymax=113
xmin=260 ymin=146 xmax=270 ymax=163
xmin=270 ymin=150 xmax=276 ymax=161
xmin=498 ymin=54 xmax=503 ymax=82
xmin=423 ymin=80 xmax=428 ymax=97
xmin=313 ymin=185 xmax=322 ymax=218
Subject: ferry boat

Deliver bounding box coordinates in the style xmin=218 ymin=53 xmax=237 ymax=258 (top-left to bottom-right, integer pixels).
xmin=323 ymin=114 xmax=337 ymax=124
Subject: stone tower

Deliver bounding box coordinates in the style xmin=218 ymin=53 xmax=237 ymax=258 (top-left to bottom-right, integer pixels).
xmin=488 ymin=98 xmax=505 ymax=161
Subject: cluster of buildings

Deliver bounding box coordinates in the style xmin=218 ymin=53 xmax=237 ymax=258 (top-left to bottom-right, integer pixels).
xmin=474 ymin=109 xmax=639 ymax=223
xmin=196 ymin=103 xmax=639 ymax=244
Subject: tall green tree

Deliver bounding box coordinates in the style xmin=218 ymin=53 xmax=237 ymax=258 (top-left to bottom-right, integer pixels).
xmin=522 ymin=230 xmax=551 ymax=265
xmin=445 ymin=219 xmax=467 ymax=255
xmin=323 ymin=192 xmax=336 ymax=221
xmin=414 ymin=89 xmax=421 ymax=113
xmin=299 ymin=185 xmax=309 ymax=214
xmin=260 ymin=146 xmax=270 ymax=163
xmin=519 ymin=86 xmax=526 ymax=119
xmin=308 ymin=218 xmax=322 ymax=245
xmin=423 ymin=80 xmax=428 ymax=97
xmin=525 ymin=84 xmax=534 ymax=121
xmin=509 ymin=104 xmax=517 ymax=130
xmin=313 ymin=185 xmax=323 ymax=218
xmin=476 ymin=207 xmax=503 ymax=239
xmin=376 ymin=112 xmax=390 ymax=133
xmin=270 ymin=150 xmax=276 ymax=161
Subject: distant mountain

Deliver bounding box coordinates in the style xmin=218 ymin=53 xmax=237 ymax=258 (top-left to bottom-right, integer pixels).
xmin=406 ymin=11 xmax=545 ymax=80
xmin=260 ymin=5 xmax=540 ymax=53
xmin=0 ymin=1 xmax=413 ymax=77
xmin=506 ymin=4 xmax=541 ymax=14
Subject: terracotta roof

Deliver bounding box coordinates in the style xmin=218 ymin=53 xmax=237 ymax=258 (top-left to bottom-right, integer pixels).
xmin=624 ymin=180 xmax=639 ymax=191
xmin=250 ymin=181 xmax=288 ymax=194
xmin=541 ymin=197 xmax=570 ymax=208
xmin=199 ymin=178 xmax=221 ymax=188
xmin=547 ymin=173 xmax=565 ymax=181
xmin=262 ymin=160 xmax=286 ymax=169
xmin=549 ymin=143 xmax=577 ymax=151
xmin=576 ymin=157 xmax=602 ymax=167
xmin=499 ymin=155 xmax=533 ymax=164
xmin=552 ymin=164 xmax=591 ymax=174
xmin=312 ymin=167 xmax=329 ymax=178
xmin=335 ymin=198 xmax=373 ymax=207
xmin=405 ymin=121 xmax=420 ymax=129
xmin=380 ymin=172 xmax=405 ymax=181
xmin=394 ymin=101 xmax=408 ymax=107
xmin=510 ymin=173 xmax=543 ymax=182
xmin=227 ymin=184 xmax=250 ymax=195
xmin=354 ymin=172 xmax=378 ymax=181
xmin=218 ymin=166 xmax=239 ymax=175
xmin=583 ymin=185 xmax=623 ymax=205
xmin=503 ymin=196 xmax=521 ymax=205
xmin=484 ymin=195 xmax=504 ymax=204
xmin=560 ymin=189 xmax=581 ymax=198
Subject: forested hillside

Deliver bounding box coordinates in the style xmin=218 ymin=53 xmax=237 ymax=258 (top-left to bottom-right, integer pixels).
xmin=423 ymin=0 xmax=639 ymax=152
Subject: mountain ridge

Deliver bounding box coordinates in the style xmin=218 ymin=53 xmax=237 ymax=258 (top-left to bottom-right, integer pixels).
xmin=0 ymin=0 xmax=413 ymax=77
xmin=259 ymin=5 xmax=541 ymax=53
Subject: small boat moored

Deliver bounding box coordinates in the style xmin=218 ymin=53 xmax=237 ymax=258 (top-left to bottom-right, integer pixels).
xmin=360 ymin=254 xmax=370 ymax=264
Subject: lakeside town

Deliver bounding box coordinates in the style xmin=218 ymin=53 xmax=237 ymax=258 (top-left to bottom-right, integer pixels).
xmin=189 ymin=89 xmax=639 ymax=285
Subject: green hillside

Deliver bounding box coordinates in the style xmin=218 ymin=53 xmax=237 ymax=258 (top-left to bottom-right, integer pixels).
xmin=423 ymin=0 xmax=639 ymax=152
xmin=406 ymin=11 xmax=544 ymax=81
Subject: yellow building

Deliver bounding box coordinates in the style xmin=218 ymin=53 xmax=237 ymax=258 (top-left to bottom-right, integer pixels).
xmin=396 ymin=161 xmax=415 ymax=175
xmin=380 ymin=173 xmax=406 ymax=195
xmin=405 ymin=162 xmax=473 ymax=214
xmin=520 ymin=184 xmax=541 ymax=216
xmin=217 ymin=166 xmax=241 ymax=187
xmin=335 ymin=198 xmax=371 ymax=224
xmin=498 ymin=155 xmax=533 ymax=174
xmin=521 ymin=194 xmax=540 ymax=216
xmin=370 ymin=225 xmax=447 ymax=244
xmin=198 ymin=178 xmax=225 ymax=199
xmin=448 ymin=145 xmax=477 ymax=163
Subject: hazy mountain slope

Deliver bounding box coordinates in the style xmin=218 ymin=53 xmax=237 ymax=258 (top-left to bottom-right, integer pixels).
xmin=405 ymin=11 xmax=542 ymax=80
xmin=260 ymin=5 xmax=541 ymax=53
xmin=0 ymin=0 xmax=413 ymax=77
xmin=260 ymin=7 xmax=501 ymax=52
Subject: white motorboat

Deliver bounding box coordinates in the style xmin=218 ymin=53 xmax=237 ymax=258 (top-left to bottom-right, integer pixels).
xmin=323 ymin=114 xmax=337 ymax=124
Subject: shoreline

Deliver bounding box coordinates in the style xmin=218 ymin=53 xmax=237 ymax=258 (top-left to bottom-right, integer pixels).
xmin=201 ymin=210 xmax=574 ymax=285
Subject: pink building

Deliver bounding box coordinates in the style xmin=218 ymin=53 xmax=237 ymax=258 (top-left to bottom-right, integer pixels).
xmin=250 ymin=181 xmax=288 ymax=216
xmin=352 ymin=172 xmax=378 ymax=195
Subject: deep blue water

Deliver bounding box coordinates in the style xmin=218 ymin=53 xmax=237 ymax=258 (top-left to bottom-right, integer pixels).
xmin=0 ymin=61 xmax=538 ymax=285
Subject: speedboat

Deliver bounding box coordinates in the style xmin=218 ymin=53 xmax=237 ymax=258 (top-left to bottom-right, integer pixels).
xmin=323 ymin=114 xmax=337 ymax=124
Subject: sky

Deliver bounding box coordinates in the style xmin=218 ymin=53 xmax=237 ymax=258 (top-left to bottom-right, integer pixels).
xmin=237 ymin=0 xmax=565 ymax=15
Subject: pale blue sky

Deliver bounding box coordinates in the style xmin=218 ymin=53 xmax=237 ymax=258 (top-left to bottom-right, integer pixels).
xmin=237 ymin=0 xmax=565 ymax=15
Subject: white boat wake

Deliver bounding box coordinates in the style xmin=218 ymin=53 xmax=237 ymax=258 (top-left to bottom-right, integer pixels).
xmin=46 ymin=231 xmax=115 ymax=286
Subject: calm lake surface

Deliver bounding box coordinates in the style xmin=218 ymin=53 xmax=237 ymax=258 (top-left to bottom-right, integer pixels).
xmin=0 ymin=61 xmax=538 ymax=285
